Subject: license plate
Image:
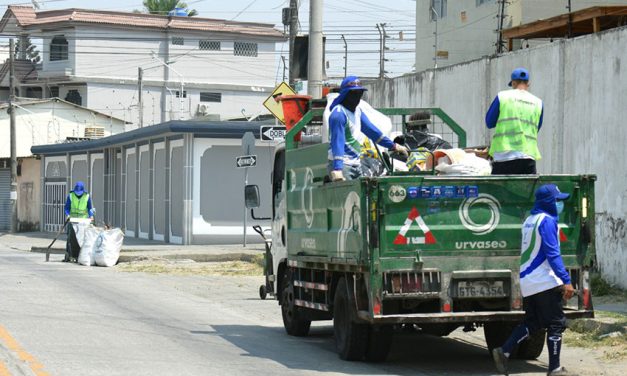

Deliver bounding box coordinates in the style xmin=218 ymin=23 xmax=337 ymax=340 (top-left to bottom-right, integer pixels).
xmin=457 ymin=280 xmax=505 ymax=298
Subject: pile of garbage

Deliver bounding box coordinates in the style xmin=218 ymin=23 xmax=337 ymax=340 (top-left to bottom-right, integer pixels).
xmin=70 ymin=221 xmax=124 ymax=267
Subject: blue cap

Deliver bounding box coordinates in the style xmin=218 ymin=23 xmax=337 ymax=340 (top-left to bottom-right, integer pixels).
xmin=330 ymin=75 xmax=367 ymax=110
xmin=535 ymin=184 xmax=570 ymax=202
xmin=508 ymin=67 xmax=530 ymax=87
xmin=73 ymin=181 xmax=85 ymax=196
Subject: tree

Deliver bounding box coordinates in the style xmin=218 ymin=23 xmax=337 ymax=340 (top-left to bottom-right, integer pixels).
xmin=15 ymin=37 xmax=41 ymax=64
xmin=142 ymin=0 xmax=198 ymax=17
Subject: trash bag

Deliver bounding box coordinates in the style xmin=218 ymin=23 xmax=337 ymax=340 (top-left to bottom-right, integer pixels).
xmin=94 ymin=228 xmax=124 ymax=267
xmin=397 ymin=131 xmax=452 ymax=152
xmin=435 ymin=153 xmax=492 ymax=176
xmin=360 ymin=157 xmax=385 ymax=177
xmin=78 ymin=227 xmax=100 ymax=266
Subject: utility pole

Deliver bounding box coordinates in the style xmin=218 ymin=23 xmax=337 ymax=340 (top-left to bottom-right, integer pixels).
xmin=288 ymin=0 xmax=299 ymax=86
xmin=307 ymin=0 xmax=323 ymax=98
xmin=567 ymin=0 xmax=573 ymax=38
xmin=341 ymin=34 xmax=347 ymax=78
xmin=9 ymin=39 xmax=17 ymax=233
xmin=376 ymin=23 xmax=388 ymax=79
xmin=431 ymin=7 xmax=439 ymax=69
xmin=138 ymin=67 xmax=144 ymax=128
xmin=496 ymin=0 xmax=507 ymax=53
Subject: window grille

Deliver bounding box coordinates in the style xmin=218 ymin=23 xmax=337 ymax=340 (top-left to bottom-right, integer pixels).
xmin=199 ymin=40 xmax=221 ymax=51
xmin=234 ymin=41 xmax=258 ymax=57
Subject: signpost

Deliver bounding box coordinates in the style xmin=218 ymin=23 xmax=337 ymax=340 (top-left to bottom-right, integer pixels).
xmin=262 ymin=82 xmax=296 ymax=124
xmin=236 ymin=155 xmax=257 ymax=168
xmin=241 ymin=132 xmax=256 ymax=247
xmin=260 ymin=125 xmax=287 ymax=142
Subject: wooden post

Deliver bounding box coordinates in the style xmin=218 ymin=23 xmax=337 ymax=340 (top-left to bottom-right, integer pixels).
xmin=592 ymin=17 xmax=601 ymax=33
xmin=507 ymin=38 xmax=513 ymax=51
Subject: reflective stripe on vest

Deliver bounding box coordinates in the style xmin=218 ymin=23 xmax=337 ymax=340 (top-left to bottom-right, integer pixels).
xmin=70 ymin=192 xmax=89 ymax=218
xmin=489 ymin=89 xmax=542 ymax=160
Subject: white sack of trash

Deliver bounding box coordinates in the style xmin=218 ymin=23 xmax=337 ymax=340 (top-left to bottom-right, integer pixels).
xmin=78 ymin=227 xmax=124 ymax=267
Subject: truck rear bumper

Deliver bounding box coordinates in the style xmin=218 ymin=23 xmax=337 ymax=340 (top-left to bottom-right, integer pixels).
xmin=358 ymin=309 xmax=594 ymax=324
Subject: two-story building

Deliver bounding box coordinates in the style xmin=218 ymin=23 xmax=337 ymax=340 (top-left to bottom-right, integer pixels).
xmin=0 ymin=5 xmax=285 ymax=127
xmin=415 ymin=0 xmax=627 ymax=72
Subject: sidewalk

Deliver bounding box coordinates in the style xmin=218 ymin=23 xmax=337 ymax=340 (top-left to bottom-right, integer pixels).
xmin=0 ymin=231 xmax=264 ymax=263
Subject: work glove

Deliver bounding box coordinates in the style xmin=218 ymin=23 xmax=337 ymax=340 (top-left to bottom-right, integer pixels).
xmin=392 ymin=143 xmax=409 ymax=157
xmin=330 ymin=170 xmax=345 ymax=182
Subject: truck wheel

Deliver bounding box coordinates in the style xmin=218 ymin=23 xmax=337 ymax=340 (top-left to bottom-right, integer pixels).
xmin=333 ymin=277 xmax=368 ymax=361
xmin=514 ymin=330 xmax=545 ymax=360
xmin=259 ymin=285 xmax=267 ymax=300
xmin=281 ymin=269 xmax=311 ymax=336
xmin=484 ymin=322 xmax=517 ymax=355
xmin=364 ymin=325 xmax=393 ymax=362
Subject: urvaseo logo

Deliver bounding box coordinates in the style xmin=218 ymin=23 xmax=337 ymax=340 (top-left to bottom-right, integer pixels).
xmin=388 ymin=185 xmax=406 ymax=203
xmin=459 ymin=193 xmax=501 ymax=235
xmin=455 ymin=240 xmax=507 ymax=249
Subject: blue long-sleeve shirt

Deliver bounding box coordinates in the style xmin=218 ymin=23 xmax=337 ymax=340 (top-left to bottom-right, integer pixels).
xmin=329 ymin=107 xmax=395 ymax=170
xmin=64 ymin=192 xmax=94 ymax=217
xmin=485 ymin=95 xmax=544 ymax=130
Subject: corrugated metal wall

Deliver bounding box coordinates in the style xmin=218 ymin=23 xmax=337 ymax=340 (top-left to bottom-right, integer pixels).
xmin=364 ymin=26 xmax=627 ymax=288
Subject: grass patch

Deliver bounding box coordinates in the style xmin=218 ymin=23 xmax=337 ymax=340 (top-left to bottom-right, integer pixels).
xmin=591 ymin=273 xmax=626 ymax=298
xmin=116 ymin=256 xmax=263 ymax=277
xmin=564 ymin=330 xmax=626 ymax=360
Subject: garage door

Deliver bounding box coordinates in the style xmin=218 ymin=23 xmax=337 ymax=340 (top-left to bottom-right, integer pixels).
xmin=0 ymin=168 xmax=10 ymax=231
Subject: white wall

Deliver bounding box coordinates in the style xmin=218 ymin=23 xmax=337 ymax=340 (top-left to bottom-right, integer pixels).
xmin=72 ymin=26 xmax=278 ymax=87
xmin=415 ymin=0 xmax=627 ymax=72
xmin=0 ymin=102 xmax=126 ymax=158
xmin=368 ymin=26 xmax=627 ymax=288
xmin=86 ymin=82 xmax=270 ymax=128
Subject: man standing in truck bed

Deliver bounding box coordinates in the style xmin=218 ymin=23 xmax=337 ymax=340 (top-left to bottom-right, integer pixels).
xmin=328 ymin=76 xmax=408 ymax=181
xmin=492 ymin=184 xmax=576 ymax=376
xmin=486 ymin=68 xmax=543 ymax=175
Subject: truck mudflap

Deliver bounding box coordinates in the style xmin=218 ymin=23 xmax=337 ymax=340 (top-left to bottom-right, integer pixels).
xmin=357 ymin=309 xmax=594 ymax=324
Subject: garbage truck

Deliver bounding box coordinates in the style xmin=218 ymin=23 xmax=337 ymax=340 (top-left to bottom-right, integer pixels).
xmin=246 ymin=101 xmax=595 ymax=362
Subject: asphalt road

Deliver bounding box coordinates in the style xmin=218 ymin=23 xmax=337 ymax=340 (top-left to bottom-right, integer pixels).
xmin=0 ymin=246 xmax=623 ymax=376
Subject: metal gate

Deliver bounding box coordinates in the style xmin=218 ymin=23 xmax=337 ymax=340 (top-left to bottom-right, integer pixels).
xmin=44 ymin=182 xmax=67 ymax=232
xmin=0 ymin=168 xmax=9 ymax=231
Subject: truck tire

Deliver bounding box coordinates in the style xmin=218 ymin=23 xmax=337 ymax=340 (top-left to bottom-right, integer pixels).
xmin=364 ymin=325 xmax=393 ymax=362
xmin=483 ymin=322 xmax=517 ymax=355
xmin=514 ymin=330 xmax=545 ymax=360
xmin=333 ymin=277 xmax=368 ymax=361
xmin=281 ymin=269 xmax=311 ymax=336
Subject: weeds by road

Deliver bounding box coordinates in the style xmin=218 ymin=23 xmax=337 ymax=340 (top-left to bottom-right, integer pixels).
xmin=566 ymin=310 xmax=627 ymax=361
xmin=116 ymin=255 xmax=264 ymax=276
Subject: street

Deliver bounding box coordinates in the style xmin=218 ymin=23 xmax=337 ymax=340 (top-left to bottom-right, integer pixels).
xmin=0 ymin=245 xmax=624 ymax=376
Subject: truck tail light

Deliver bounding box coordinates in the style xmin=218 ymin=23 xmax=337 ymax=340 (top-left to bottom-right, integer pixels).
xmin=442 ymin=302 xmax=451 ymax=312
xmin=512 ymin=297 xmax=522 ymax=310
xmin=373 ymin=298 xmax=382 ymax=315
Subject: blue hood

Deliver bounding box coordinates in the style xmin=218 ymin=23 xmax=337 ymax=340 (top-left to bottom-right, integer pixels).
xmin=330 ymin=75 xmax=367 ymax=110
xmin=531 ymin=194 xmax=557 ymax=217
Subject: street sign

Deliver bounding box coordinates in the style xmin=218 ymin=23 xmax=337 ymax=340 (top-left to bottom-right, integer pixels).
xmin=260 ymin=125 xmax=287 ymax=141
xmin=236 ymin=155 xmax=257 ymax=168
xmin=262 ymin=82 xmax=296 ymax=124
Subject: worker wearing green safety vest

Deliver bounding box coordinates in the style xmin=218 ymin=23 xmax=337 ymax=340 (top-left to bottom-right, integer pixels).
xmin=63 ymin=181 xmax=94 ymax=262
xmin=485 ymin=68 xmax=544 ymax=175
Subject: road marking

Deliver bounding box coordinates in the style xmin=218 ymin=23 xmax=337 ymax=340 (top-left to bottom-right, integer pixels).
xmin=0 ymin=325 xmax=49 ymax=376
xmin=0 ymin=360 xmax=12 ymax=376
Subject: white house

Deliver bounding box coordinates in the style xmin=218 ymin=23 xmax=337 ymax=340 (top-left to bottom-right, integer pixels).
xmin=415 ymin=0 xmax=627 ymax=72
xmin=0 ymin=5 xmax=285 ymax=128
xmin=0 ymin=97 xmax=127 ymax=231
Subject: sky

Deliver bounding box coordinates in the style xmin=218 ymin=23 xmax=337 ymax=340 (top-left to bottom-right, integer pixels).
xmin=0 ymin=0 xmax=419 ymax=81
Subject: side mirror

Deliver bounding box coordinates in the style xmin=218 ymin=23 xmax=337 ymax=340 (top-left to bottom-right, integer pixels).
xmin=245 ymin=185 xmax=260 ymax=209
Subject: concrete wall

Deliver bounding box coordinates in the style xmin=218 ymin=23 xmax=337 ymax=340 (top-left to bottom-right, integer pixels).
xmin=16 ymin=157 xmax=40 ymax=231
xmin=415 ymin=0 xmax=627 ymax=72
xmin=366 ymin=26 xmax=627 ymax=288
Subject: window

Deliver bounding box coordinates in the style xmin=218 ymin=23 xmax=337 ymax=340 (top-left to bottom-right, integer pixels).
xmin=476 ymin=0 xmax=494 ymax=6
xmin=430 ymin=0 xmax=447 ymax=21
xmin=200 ymin=92 xmax=222 ymax=103
xmin=199 ymin=40 xmax=221 ymax=51
xmin=49 ymin=86 xmax=59 ymax=98
xmin=50 ymin=35 xmax=68 ymax=61
xmin=172 ymin=37 xmax=184 ymax=45
xmin=65 ymin=89 xmax=82 ymax=106
xmin=175 ymin=90 xmax=187 ymax=98
xmin=234 ymin=41 xmax=258 ymax=57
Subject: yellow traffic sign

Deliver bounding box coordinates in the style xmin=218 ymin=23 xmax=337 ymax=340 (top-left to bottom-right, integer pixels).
xmin=263 ymin=82 xmax=296 ymax=124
